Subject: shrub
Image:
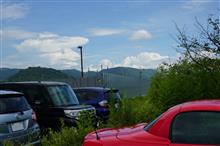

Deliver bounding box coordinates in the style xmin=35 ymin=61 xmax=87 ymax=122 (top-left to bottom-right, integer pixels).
xmin=41 ymin=111 xmax=94 ymax=146
xmin=107 ymin=96 xmax=161 ymax=128
xmin=3 ymin=141 xmax=14 ymax=146
xmin=148 ymin=59 xmax=220 ymax=111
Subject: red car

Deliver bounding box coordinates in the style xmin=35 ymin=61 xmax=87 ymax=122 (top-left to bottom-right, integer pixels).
xmin=83 ymin=100 xmax=220 ymax=146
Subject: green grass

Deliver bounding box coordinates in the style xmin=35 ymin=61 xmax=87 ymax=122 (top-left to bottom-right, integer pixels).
xmin=41 ymin=111 xmax=95 ymax=146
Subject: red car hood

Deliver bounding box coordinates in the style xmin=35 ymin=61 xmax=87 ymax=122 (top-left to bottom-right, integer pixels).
xmin=85 ymin=123 xmax=170 ymax=145
xmin=85 ymin=123 xmax=146 ymax=140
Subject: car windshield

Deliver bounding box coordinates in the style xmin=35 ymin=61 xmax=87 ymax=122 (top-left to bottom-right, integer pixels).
xmin=0 ymin=96 xmax=31 ymax=114
xmin=144 ymin=113 xmax=163 ymax=131
xmin=47 ymin=85 xmax=79 ymax=106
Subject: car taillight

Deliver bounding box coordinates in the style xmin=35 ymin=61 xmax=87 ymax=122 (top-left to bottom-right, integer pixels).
xmin=32 ymin=111 xmax=37 ymax=121
xmin=98 ymin=100 xmax=108 ymax=107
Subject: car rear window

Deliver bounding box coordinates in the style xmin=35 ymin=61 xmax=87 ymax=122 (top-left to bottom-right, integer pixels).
xmin=74 ymin=90 xmax=99 ymax=102
xmin=0 ymin=96 xmax=31 ymax=114
xmin=171 ymin=111 xmax=220 ymax=145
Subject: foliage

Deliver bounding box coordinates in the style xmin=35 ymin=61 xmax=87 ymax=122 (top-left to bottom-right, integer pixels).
xmin=176 ymin=16 xmax=220 ymax=71
xmin=148 ymin=15 xmax=220 ymax=111
xmin=107 ymin=96 xmax=160 ymax=128
xmin=148 ymin=59 xmax=220 ymax=111
xmin=41 ymin=111 xmax=94 ymax=146
xmin=3 ymin=140 xmax=14 ymax=146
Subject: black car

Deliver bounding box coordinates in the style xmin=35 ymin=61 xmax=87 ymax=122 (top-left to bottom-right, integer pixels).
xmin=0 ymin=90 xmax=40 ymax=145
xmin=74 ymin=87 xmax=121 ymax=120
xmin=0 ymin=82 xmax=95 ymax=129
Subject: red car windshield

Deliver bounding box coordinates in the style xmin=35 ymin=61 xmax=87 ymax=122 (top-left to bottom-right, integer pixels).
xmin=144 ymin=113 xmax=163 ymax=131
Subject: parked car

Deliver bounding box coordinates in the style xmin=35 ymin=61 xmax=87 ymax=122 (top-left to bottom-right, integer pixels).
xmin=0 ymin=90 xmax=40 ymax=146
xmin=0 ymin=82 xmax=96 ymax=130
xmin=73 ymin=87 xmax=121 ymax=120
xmin=83 ymin=100 xmax=220 ymax=146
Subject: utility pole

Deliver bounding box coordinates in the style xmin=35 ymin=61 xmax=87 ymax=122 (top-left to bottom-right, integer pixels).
xmin=100 ymin=64 xmax=104 ymax=87
xmin=78 ymin=46 xmax=84 ymax=78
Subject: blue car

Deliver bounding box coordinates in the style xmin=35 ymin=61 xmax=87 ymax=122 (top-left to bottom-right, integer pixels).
xmin=0 ymin=90 xmax=41 ymax=145
xmin=73 ymin=87 xmax=121 ymax=120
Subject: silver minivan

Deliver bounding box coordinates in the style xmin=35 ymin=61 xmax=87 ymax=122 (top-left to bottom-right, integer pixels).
xmin=0 ymin=90 xmax=41 ymax=146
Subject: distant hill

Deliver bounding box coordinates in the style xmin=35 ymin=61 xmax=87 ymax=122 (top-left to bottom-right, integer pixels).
xmin=101 ymin=67 xmax=156 ymax=79
xmin=1 ymin=67 xmax=156 ymax=81
xmin=61 ymin=69 xmax=99 ymax=79
xmin=62 ymin=67 xmax=156 ymax=79
xmin=1 ymin=67 xmax=156 ymax=97
xmin=0 ymin=68 xmax=19 ymax=81
xmin=8 ymin=67 xmax=73 ymax=82
xmin=61 ymin=69 xmax=81 ymax=78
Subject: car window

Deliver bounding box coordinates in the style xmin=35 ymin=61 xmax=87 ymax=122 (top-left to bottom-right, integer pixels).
xmin=21 ymin=86 xmax=46 ymax=105
xmin=171 ymin=111 xmax=220 ymax=145
xmin=75 ymin=90 xmax=99 ymax=101
xmin=104 ymin=90 xmax=121 ymax=100
xmin=47 ymin=85 xmax=79 ymax=106
xmin=0 ymin=96 xmax=31 ymax=114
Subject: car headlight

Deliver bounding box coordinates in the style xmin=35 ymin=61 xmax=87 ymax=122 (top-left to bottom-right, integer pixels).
xmin=99 ymin=100 xmax=108 ymax=107
xmin=64 ymin=110 xmax=81 ymax=118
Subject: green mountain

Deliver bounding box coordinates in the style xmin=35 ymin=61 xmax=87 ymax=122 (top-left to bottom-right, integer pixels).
xmin=101 ymin=67 xmax=156 ymax=79
xmin=0 ymin=68 xmax=19 ymax=81
xmin=61 ymin=69 xmax=81 ymax=78
xmin=8 ymin=67 xmax=73 ymax=82
xmin=62 ymin=67 xmax=156 ymax=79
xmin=1 ymin=67 xmax=156 ymax=81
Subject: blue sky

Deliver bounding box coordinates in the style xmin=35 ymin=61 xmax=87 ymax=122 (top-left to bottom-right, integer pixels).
xmin=1 ymin=0 xmax=219 ymax=70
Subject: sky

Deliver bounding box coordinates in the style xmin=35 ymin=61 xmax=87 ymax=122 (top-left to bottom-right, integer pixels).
xmin=0 ymin=0 xmax=219 ymax=71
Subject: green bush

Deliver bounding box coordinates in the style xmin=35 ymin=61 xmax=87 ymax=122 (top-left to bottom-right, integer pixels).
xmin=41 ymin=111 xmax=94 ymax=146
xmin=148 ymin=59 xmax=220 ymax=111
xmin=3 ymin=140 xmax=14 ymax=146
xmin=107 ymin=96 xmax=161 ymax=128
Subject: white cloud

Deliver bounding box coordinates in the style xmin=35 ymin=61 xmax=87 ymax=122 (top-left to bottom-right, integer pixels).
xmin=89 ymin=28 xmax=125 ymax=36
xmin=89 ymin=52 xmax=172 ymax=71
xmin=100 ymin=59 xmax=114 ymax=68
xmin=129 ymin=30 xmax=152 ymax=40
xmin=5 ymin=32 xmax=89 ymax=69
xmin=88 ymin=65 xmax=100 ymax=72
xmin=1 ymin=4 xmax=29 ymax=20
xmin=120 ymin=52 xmax=169 ymax=68
xmin=182 ymin=0 xmax=212 ymax=9
xmin=15 ymin=32 xmax=88 ymax=53
xmin=88 ymin=59 xmax=114 ymax=71
xmin=1 ymin=28 xmax=36 ymax=40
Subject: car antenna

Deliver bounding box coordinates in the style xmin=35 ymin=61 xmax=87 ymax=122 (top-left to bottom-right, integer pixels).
xmin=94 ymin=116 xmax=100 ymax=140
xmin=95 ymin=130 xmax=100 ymax=140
